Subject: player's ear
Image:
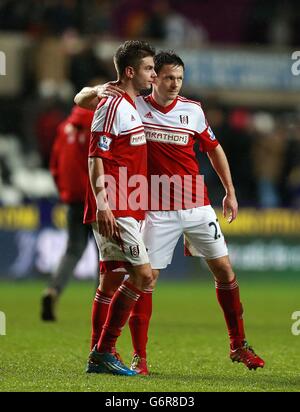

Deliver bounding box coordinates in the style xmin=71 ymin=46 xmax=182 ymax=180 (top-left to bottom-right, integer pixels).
xmin=125 ymin=66 xmax=135 ymax=79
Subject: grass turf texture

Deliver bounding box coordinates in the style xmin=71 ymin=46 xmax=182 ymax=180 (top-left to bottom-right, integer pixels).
xmin=0 ymin=276 xmax=300 ymax=392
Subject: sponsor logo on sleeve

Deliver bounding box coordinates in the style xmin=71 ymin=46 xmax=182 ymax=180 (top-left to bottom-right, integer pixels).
xmin=207 ymin=126 xmax=216 ymax=141
xmin=97 ymin=135 xmax=112 ymax=151
xmin=130 ymin=133 xmax=146 ymax=146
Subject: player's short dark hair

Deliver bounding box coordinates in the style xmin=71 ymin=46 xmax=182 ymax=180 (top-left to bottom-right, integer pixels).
xmin=154 ymin=51 xmax=185 ymax=74
xmin=114 ymin=40 xmax=156 ymax=77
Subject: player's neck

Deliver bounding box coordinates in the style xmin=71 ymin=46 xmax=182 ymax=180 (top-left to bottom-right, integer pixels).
xmin=118 ymin=80 xmax=139 ymax=102
xmin=151 ymin=91 xmax=175 ymax=107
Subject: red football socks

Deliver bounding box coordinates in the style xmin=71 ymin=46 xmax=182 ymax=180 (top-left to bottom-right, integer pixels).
xmin=97 ymin=281 xmax=141 ymax=353
xmin=90 ymin=289 xmax=111 ymax=350
xmin=215 ymin=277 xmax=245 ymax=349
xmin=129 ymin=288 xmax=153 ymax=358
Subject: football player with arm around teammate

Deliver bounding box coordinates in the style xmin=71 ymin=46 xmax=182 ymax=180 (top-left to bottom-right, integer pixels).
xmin=74 ymin=51 xmax=264 ymax=373
xmin=135 ymin=52 xmax=264 ymax=371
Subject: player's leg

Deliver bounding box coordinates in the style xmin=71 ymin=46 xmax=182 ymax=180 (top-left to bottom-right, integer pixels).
xmin=129 ymin=268 xmax=159 ymax=375
xmin=183 ymin=206 xmax=238 ymax=345
xmin=90 ymin=269 xmax=125 ymax=350
xmin=183 ymin=205 xmax=264 ymax=370
xmin=206 ymin=256 xmax=244 ymax=348
xmin=88 ymin=263 xmax=152 ymax=376
xmin=89 ymin=224 xmax=127 ymax=351
xmin=51 ymin=203 xmax=90 ymax=293
xmin=128 ymin=211 xmax=182 ymax=374
xmin=41 ymin=203 xmax=89 ymax=321
xmin=206 ymin=256 xmax=264 ymax=370
xmin=87 ymin=218 xmax=152 ymax=376
xmin=96 ymin=263 xmax=152 ymax=352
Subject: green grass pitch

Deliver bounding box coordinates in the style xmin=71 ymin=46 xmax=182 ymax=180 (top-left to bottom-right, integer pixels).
xmin=0 ymin=275 xmax=300 ymax=392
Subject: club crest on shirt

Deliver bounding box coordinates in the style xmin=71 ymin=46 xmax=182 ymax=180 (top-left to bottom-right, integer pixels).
xmin=130 ymin=245 xmax=140 ymax=258
xmin=180 ymin=115 xmax=189 ymax=125
xmin=97 ymin=135 xmax=112 ymax=151
xmin=207 ymin=126 xmax=216 ymax=141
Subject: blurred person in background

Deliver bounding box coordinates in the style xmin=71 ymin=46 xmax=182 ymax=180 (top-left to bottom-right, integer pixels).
xmin=224 ymin=109 xmax=256 ymax=206
xmin=146 ymin=0 xmax=207 ymax=47
xmin=284 ymin=114 xmax=300 ymax=207
xmin=41 ymin=105 xmax=94 ymax=321
xmin=251 ymin=112 xmax=288 ymax=208
xmin=81 ymin=0 xmax=115 ymax=37
xmin=35 ymin=100 xmax=67 ymax=168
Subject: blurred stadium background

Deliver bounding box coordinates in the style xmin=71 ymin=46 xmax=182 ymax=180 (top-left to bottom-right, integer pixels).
xmin=0 ymin=0 xmax=300 ymax=281
xmin=0 ymin=0 xmax=300 ymax=392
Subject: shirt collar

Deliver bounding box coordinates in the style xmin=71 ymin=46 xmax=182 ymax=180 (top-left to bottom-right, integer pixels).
xmin=147 ymin=94 xmax=178 ymax=113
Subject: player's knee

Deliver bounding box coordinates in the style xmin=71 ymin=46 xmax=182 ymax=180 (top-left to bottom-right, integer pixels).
xmin=141 ymin=270 xmax=153 ymax=290
xmin=99 ymin=271 xmax=120 ymax=297
xmin=208 ymin=256 xmax=235 ymax=282
xmin=214 ymin=264 xmax=235 ymax=283
xmin=150 ymin=269 xmax=159 ymax=288
xmin=99 ymin=285 xmax=116 ymax=298
xmin=134 ymin=267 xmax=152 ymax=290
xmin=128 ymin=264 xmax=153 ymax=290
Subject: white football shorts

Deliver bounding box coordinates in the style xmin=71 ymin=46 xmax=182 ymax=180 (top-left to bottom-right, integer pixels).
xmin=142 ymin=205 xmax=228 ymax=269
xmin=92 ymin=217 xmax=149 ymax=272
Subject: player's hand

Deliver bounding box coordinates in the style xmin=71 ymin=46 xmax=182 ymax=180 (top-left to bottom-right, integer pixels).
xmin=222 ymin=191 xmax=238 ymax=223
xmin=94 ymin=81 xmax=124 ymax=99
xmin=96 ymin=208 xmax=120 ymax=239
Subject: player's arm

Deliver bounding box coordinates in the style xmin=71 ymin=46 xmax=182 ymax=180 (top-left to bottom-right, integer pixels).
xmin=88 ymin=157 xmax=119 ymax=238
xmin=207 ymin=144 xmax=238 ymax=223
xmin=74 ymin=87 xmax=99 ymax=110
xmin=74 ymin=82 xmax=124 ymax=110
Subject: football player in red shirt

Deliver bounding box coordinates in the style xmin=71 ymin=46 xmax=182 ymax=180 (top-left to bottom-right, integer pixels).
xmin=83 ymin=40 xmax=157 ymax=376
xmin=41 ymin=106 xmax=94 ymax=321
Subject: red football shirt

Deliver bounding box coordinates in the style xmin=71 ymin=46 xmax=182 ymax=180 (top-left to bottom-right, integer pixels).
xmin=84 ymin=93 xmax=147 ymax=224
xmin=136 ymin=95 xmax=219 ymax=210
